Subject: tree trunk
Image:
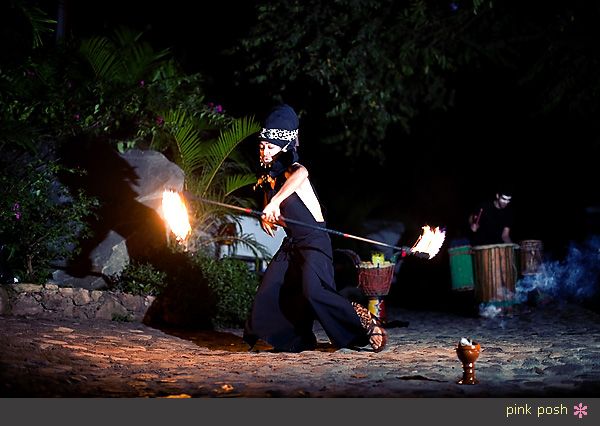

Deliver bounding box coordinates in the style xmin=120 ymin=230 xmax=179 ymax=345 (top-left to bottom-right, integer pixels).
xmin=56 ymin=0 xmax=68 ymax=42
xmin=26 ymin=254 xmax=33 ymax=277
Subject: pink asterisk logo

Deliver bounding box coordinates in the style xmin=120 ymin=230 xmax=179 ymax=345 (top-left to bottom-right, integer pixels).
xmin=574 ymin=403 xmax=588 ymax=419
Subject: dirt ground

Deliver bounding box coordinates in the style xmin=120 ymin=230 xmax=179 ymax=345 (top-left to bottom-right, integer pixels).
xmin=2 ymin=298 xmax=600 ymax=398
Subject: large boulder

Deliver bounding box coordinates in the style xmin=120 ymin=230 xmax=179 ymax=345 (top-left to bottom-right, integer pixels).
xmin=50 ymin=145 xmax=185 ymax=290
xmin=121 ymin=149 xmax=186 ymax=213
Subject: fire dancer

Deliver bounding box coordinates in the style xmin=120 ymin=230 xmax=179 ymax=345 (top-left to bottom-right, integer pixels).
xmin=243 ymin=104 xmax=387 ymax=353
xmin=468 ymin=189 xmax=514 ymax=245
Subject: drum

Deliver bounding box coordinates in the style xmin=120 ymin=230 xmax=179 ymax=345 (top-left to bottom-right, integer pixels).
xmin=519 ymin=240 xmax=544 ymax=276
xmin=358 ymin=261 xmax=395 ymax=323
xmin=471 ymin=243 xmax=519 ymax=308
xmin=333 ymin=249 xmax=394 ymax=322
xmin=448 ymin=245 xmax=475 ymax=291
xmin=358 ymin=262 xmax=395 ymax=297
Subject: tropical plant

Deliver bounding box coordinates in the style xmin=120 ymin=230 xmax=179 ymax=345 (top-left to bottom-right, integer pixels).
xmin=2 ymin=0 xmax=56 ymax=64
xmin=2 ymin=14 xmax=269 ymax=298
xmin=77 ymin=27 xmax=269 ymax=259
xmin=74 ymin=27 xmax=176 ymax=148
xmin=79 ymin=26 xmax=171 ymax=85
xmin=157 ymin=108 xmax=270 ymax=258
xmin=0 ymin=156 xmax=98 ymax=283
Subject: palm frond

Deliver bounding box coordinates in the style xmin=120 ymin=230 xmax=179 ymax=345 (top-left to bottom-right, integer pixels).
xmin=112 ymin=26 xmax=142 ymax=46
xmin=123 ymin=42 xmax=171 ymax=83
xmin=151 ymin=60 xmax=181 ymax=82
xmin=162 ymin=109 xmax=204 ymax=175
xmin=160 ymin=112 xmax=261 ymax=258
xmin=15 ymin=1 xmax=56 ymax=48
xmin=202 ymin=116 xmax=260 ymax=195
xmin=81 ymin=27 xmax=172 ymax=84
xmin=224 ymin=174 xmax=257 ymax=197
xmin=112 ymin=28 xmax=171 ymax=82
xmin=80 ymin=36 xmax=121 ymax=81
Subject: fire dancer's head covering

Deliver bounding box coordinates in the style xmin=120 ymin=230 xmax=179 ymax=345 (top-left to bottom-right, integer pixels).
xmin=255 ymin=104 xmax=300 ymax=190
xmin=259 ymin=104 xmax=299 ymax=151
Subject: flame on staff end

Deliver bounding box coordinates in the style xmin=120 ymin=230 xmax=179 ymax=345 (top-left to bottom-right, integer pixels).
xmin=162 ymin=190 xmax=191 ymax=243
xmin=411 ymin=225 xmax=446 ymax=259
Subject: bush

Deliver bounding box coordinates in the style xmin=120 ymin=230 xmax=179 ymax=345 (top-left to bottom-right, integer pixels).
xmin=116 ymin=251 xmax=258 ymax=330
xmin=192 ymin=254 xmax=259 ymax=328
xmin=0 ymin=157 xmax=98 ymax=283
xmin=110 ymin=261 xmax=167 ymax=296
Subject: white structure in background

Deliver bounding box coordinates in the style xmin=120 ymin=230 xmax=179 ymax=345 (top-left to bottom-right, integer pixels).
xmin=219 ymin=215 xmax=285 ymax=273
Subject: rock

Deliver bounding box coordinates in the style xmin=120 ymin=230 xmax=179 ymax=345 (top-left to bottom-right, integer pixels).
xmin=10 ymin=293 xmax=44 ymax=316
xmin=94 ymin=293 xmax=130 ymax=321
xmin=49 ymin=147 xmax=185 ymax=290
xmin=72 ymin=288 xmax=92 ymax=305
xmin=12 ymin=283 xmax=43 ymax=293
xmin=2 ymin=284 xmax=151 ymax=322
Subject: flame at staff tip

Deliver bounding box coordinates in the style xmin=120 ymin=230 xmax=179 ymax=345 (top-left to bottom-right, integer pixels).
xmin=162 ymin=190 xmax=191 ymax=243
xmin=411 ymin=225 xmax=446 ymax=259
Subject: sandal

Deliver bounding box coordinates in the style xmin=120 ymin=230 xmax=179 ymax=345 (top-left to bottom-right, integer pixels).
xmin=352 ymin=302 xmax=388 ymax=352
xmin=366 ymin=321 xmax=387 ymax=353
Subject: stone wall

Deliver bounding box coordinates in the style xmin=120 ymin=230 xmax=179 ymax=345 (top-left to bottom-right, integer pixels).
xmin=0 ymin=284 xmax=154 ymax=322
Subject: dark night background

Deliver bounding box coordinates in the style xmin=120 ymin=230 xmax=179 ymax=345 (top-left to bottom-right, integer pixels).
xmin=23 ymin=0 xmax=600 ymax=310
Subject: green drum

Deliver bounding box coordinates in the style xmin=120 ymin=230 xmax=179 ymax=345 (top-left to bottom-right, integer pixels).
xmin=448 ymin=245 xmax=475 ymax=291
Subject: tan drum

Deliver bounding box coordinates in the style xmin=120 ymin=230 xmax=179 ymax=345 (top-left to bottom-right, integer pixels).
xmin=471 ymin=243 xmax=519 ymax=307
xmin=519 ymin=240 xmax=543 ymax=276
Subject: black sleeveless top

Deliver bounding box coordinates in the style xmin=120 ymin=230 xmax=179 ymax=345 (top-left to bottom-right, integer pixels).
xmin=266 ymin=170 xmax=332 ymax=257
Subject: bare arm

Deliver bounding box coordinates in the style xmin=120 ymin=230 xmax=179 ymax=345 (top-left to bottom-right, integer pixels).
xmin=469 ymin=214 xmax=479 ymax=232
xmin=260 ymin=192 xmax=278 ymax=237
xmin=469 ymin=208 xmax=483 ymax=232
xmin=501 ymin=227 xmax=512 ymax=243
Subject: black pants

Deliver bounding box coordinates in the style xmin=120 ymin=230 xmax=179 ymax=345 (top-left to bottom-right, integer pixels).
xmin=244 ymin=236 xmax=367 ymax=352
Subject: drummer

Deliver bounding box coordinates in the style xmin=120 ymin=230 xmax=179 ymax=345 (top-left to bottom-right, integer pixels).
xmin=468 ymin=188 xmax=514 ymax=246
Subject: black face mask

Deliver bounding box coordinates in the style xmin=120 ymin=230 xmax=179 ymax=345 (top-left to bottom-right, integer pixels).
xmin=267 ymin=150 xmax=299 ymax=177
xmin=255 ymin=149 xmax=300 ymax=192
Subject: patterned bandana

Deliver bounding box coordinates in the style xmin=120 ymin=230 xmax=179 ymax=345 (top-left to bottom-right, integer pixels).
xmin=259 ymin=104 xmax=299 ymax=149
xmin=259 ymin=128 xmax=298 ymax=148
xmin=255 ymin=104 xmax=301 ymax=192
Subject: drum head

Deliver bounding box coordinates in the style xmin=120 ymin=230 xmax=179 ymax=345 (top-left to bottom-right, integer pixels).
xmin=472 ymin=243 xmax=519 ymax=250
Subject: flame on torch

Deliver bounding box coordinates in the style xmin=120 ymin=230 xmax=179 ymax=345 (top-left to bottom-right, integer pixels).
xmin=162 ymin=190 xmax=191 ymax=243
xmin=411 ymin=225 xmax=446 ymax=259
